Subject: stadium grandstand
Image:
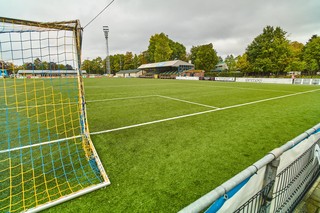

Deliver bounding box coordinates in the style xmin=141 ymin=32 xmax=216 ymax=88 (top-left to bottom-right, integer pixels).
xmin=138 ymin=60 xmax=194 ymax=78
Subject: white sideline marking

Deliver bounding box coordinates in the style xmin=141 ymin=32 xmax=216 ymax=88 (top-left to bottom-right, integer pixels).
xmin=90 ymin=109 xmax=220 ymax=135
xmin=90 ymin=88 xmax=320 ymax=135
xmin=187 ymin=82 xmax=298 ymax=94
xmin=156 ymin=95 xmax=220 ymax=109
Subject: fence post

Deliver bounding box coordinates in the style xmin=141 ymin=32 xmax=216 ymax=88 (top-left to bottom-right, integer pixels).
xmin=260 ymin=157 xmax=280 ymax=213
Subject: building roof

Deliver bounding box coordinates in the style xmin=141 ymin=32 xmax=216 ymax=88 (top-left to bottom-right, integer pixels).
xmin=17 ymin=70 xmax=87 ymax=74
xmin=138 ymin=60 xmax=194 ymax=69
xmin=212 ymin=62 xmax=228 ymax=72
xmin=116 ymin=69 xmax=141 ymax=74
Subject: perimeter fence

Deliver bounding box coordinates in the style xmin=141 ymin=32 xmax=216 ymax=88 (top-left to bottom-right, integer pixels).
xmin=179 ymin=123 xmax=320 ymax=213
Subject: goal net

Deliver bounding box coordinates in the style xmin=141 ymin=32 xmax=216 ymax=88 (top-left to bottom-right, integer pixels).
xmin=0 ymin=17 xmax=110 ymax=212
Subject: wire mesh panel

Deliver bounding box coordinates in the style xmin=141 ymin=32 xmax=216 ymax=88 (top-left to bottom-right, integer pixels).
xmin=234 ymin=181 xmax=274 ymax=213
xmin=0 ymin=17 xmax=109 ymax=212
xmin=272 ymin=140 xmax=320 ymax=212
xmin=232 ymin=139 xmax=320 ymax=213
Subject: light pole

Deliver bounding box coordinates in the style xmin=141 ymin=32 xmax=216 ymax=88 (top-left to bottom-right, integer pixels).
xmin=103 ymin=26 xmax=111 ymax=75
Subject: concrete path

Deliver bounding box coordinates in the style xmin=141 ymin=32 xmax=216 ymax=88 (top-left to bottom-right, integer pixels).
xmin=294 ymin=177 xmax=320 ymax=213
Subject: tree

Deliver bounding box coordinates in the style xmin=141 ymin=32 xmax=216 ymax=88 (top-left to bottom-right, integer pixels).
xmin=49 ymin=62 xmax=57 ymax=70
xmin=34 ymin=58 xmax=42 ymax=70
xmin=285 ymin=60 xmax=306 ymax=72
xmin=151 ymin=33 xmax=173 ymax=62
xmin=65 ymin=64 xmax=73 ymax=70
xmin=236 ymin=53 xmax=250 ymax=74
xmin=147 ymin=33 xmax=186 ymax=63
xmin=42 ymin=61 xmax=49 ymax=70
xmin=190 ymin=43 xmax=219 ymax=71
xmin=57 ymin=64 xmax=66 ymax=70
xmin=1 ymin=61 xmax=16 ymax=73
xmin=224 ymin=55 xmax=237 ymax=72
xmin=81 ymin=59 xmax=92 ymax=73
xmin=138 ymin=51 xmax=148 ymax=65
xmin=285 ymin=41 xmax=305 ymax=72
xmin=289 ymin=41 xmax=304 ymax=59
xmin=110 ymin=54 xmax=124 ymax=72
xmin=91 ymin=57 xmax=104 ymax=74
xmin=303 ymin=35 xmax=320 ymax=72
xmin=170 ymin=41 xmax=187 ymax=61
xmin=123 ymin=52 xmax=134 ymax=70
xmin=246 ymin=26 xmax=291 ymax=75
xmin=133 ymin=54 xmax=140 ymax=69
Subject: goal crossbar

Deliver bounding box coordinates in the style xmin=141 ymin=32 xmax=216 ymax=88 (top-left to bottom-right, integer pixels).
xmin=0 ymin=17 xmax=78 ymax=31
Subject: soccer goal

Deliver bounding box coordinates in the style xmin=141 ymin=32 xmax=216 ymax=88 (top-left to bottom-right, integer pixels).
xmin=0 ymin=17 xmax=110 ymax=212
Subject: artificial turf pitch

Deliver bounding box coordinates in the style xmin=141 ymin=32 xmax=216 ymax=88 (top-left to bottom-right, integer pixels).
xmin=48 ymin=78 xmax=320 ymax=212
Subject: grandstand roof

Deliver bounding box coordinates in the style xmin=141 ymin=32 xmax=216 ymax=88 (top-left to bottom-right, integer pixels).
xmin=138 ymin=60 xmax=194 ymax=69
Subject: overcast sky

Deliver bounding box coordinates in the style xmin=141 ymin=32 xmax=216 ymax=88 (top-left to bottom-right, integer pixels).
xmin=1 ymin=0 xmax=320 ymax=60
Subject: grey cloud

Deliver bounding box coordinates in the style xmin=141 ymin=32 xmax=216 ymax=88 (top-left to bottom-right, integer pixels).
xmin=1 ymin=0 xmax=319 ymax=59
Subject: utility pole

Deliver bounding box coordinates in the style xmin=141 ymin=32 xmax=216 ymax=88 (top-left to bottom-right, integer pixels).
xmin=103 ymin=26 xmax=111 ymax=75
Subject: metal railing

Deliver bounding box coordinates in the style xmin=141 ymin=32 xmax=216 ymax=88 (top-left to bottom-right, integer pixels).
xmin=179 ymin=123 xmax=320 ymax=213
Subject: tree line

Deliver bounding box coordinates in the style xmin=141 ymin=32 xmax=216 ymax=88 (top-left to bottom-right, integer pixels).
xmin=82 ymin=26 xmax=320 ymax=75
xmin=235 ymin=26 xmax=320 ymax=76
xmin=81 ymin=32 xmax=219 ymax=74
xmin=2 ymin=26 xmax=319 ymax=76
xmin=0 ymin=58 xmax=73 ymax=73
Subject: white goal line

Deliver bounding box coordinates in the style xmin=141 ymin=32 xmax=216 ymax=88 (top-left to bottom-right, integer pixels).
xmin=0 ymin=135 xmax=83 ymax=154
xmin=90 ymin=88 xmax=320 ymax=136
xmin=86 ymin=95 xmax=156 ymax=103
xmin=0 ymin=102 xmax=79 ymax=111
xmin=0 ymin=95 xmax=156 ymax=111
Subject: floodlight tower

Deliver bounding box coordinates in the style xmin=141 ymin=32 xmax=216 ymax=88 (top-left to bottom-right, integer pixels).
xmin=103 ymin=26 xmax=111 ymax=75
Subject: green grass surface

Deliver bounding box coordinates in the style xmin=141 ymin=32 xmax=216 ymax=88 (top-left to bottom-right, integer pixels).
xmin=42 ymin=78 xmax=320 ymax=212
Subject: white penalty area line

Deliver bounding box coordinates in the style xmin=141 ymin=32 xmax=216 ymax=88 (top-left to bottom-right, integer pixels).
xmin=0 ymin=95 xmax=156 ymax=111
xmin=86 ymin=94 xmax=220 ymax=109
xmin=90 ymin=88 xmax=320 ymax=136
xmin=156 ymin=95 xmax=219 ymax=109
xmin=0 ymin=94 xmax=218 ymax=111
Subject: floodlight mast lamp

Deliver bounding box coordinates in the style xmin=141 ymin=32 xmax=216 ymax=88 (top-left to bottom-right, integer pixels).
xmin=103 ymin=26 xmax=111 ymax=75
